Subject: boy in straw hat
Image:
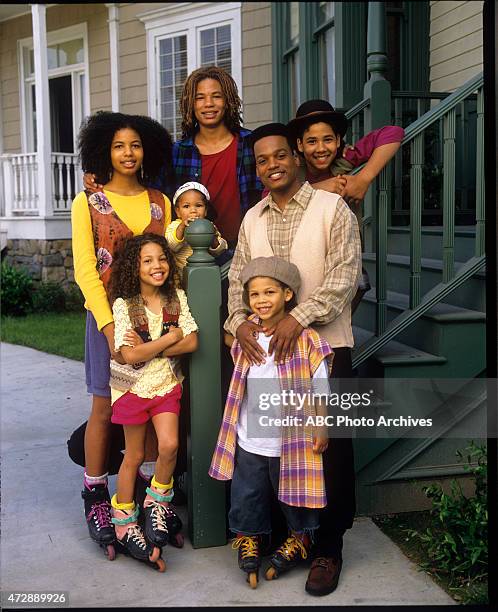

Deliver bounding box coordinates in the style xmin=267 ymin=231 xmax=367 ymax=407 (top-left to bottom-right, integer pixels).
xmin=210 ymin=256 xmax=333 ymax=589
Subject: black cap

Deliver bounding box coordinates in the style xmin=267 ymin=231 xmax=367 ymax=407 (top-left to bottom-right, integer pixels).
xmin=287 ymin=99 xmax=348 ymax=141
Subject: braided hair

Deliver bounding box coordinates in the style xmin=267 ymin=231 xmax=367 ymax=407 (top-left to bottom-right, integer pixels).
xmin=179 ymin=66 xmax=242 ymax=138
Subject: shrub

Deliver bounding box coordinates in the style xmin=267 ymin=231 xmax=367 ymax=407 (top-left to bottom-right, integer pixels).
xmin=407 ymin=441 xmax=487 ymax=584
xmin=64 ymin=284 xmax=85 ymax=312
xmin=0 ymin=261 xmax=33 ymax=316
xmin=32 ymin=281 xmax=66 ymax=313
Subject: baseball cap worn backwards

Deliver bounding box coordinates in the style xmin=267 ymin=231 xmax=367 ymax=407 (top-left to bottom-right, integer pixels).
xmin=173 ymin=181 xmax=210 ymax=207
xmin=240 ymin=257 xmax=301 ymax=295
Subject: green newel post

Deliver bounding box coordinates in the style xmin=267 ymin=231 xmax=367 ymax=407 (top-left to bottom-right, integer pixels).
xmin=363 ymin=2 xmax=391 ymax=268
xmin=183 ymin=219 xmax=226 ymax=548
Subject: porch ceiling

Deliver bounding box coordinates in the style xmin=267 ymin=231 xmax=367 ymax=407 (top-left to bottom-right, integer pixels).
xmin=0 ymin=5 xmax=30 ymax=22
xmin=0 ymin=4 xmax=59 ymax=23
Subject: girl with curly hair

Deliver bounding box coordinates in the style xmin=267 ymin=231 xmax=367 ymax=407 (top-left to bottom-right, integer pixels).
xmin=71 ymin=111 xmax=180 ymax=559
xmin=107 ymin=233 xmax=198 ymax=567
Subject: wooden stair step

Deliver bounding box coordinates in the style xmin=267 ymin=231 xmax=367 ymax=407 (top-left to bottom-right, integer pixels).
xmin=353 ymin=325 xmax=447 ymax=366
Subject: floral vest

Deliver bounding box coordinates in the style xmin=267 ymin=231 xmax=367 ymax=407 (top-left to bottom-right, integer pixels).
xmin=86 ymin=188 xmax=166 ymax=296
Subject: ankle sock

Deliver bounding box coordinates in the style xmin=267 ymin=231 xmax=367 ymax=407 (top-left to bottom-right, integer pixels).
xmin=84 ymin=471 xmax=108 ymax=487
xmin=111 ymin=494 xmax=135 ymax=511
xmin=151 ymin=474 xmax=173 ymax=494
xmin=139 ymin=461 xmax=156 ymax=479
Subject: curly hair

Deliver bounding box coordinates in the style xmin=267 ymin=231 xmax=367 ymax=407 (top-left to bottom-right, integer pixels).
xmin=78 ymin=111 xmax=175 ymax=187
xmin=109 ymin=233 xmax=180 ymax=307
xmin=179 ymin=66 xmax=242 ymax=138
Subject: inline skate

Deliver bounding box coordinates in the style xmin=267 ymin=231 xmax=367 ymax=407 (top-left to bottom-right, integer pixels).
xmin=112 ymin=504 xmax=165 ymax=571
xmin=265 ymin=533 xmax=309 ymax=580
xmin=232 ymin=535 xmax=261 ymax=589
xmin=81 ymin=482 xmax=116 ymax=560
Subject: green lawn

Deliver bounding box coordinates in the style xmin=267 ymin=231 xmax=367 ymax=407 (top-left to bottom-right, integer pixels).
xmin=1 ymin=312 xmax=86 ymax=361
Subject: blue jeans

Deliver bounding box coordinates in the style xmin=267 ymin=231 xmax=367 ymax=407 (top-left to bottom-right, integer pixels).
xmin=229 ymin=445 xmax=319 ymax=536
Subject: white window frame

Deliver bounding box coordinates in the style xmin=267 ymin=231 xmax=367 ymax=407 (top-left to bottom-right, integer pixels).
xmin=17 ymin=23 xmax=90 ymax=153
xmin=139 ymin=2 xmax=242 ymax=130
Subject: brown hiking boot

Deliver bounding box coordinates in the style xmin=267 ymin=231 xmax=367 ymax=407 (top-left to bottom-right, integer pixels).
xmin=305 ymin=556 xmax=343 ymax=596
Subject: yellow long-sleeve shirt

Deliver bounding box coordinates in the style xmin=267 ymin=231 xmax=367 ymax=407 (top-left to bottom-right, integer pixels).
xmin=71 ymin=189 xmax=172 ymax=331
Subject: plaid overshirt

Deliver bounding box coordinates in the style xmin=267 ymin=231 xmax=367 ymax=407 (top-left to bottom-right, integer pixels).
xmin=209 ymin=319 xmax=334 ymax=509
xmin=170 ymin=128 xmax=263 ymax=218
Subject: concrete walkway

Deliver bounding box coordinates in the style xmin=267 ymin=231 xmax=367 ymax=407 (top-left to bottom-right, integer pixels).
xmin=0 ymin=343 xmax=454 ymax=607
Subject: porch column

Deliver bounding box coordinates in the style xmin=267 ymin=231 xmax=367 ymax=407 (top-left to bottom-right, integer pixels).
xmin=106 ymin=3 xmax=120 ymax=111
xmin=31 ymin=4 xmax=53 ymax=217
xmin=363 ymin=2 xmax=391 ymax=252
xmin=363 ymin=2 xmax=391 ymax=129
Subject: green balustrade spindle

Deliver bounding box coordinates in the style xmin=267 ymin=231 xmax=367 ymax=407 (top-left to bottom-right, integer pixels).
xmin=442 ymin=108 xmax=456 ymax=283
xmin=475 ymin=87 xmax=485 ymax=257
xmin=409 ymin=133 xmax=423 ymax=307
xmin=376 ymin=165 xmax=388 ymax=335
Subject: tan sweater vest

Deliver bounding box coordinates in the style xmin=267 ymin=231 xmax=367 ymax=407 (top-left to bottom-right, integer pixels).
xmin=244 ymin=190 xmax=355 ymax=348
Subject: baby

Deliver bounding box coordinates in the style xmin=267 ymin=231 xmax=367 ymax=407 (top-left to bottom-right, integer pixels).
xmin=166 ymin=181 xmax=228 ymax=271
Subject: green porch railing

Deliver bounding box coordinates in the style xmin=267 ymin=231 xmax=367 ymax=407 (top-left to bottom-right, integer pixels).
xmin=352 ymin=72 xmax=485 ymax=368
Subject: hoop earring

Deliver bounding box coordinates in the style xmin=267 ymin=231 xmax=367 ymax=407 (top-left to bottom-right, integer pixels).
xmin=139 ymin=166 xmax=144 ymax=182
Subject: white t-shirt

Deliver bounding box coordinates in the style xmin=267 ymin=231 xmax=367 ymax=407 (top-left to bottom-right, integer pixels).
xmin=237 ymin=333 xmax=330 ymax=457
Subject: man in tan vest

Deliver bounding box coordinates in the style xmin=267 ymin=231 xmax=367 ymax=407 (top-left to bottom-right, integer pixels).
xmin=224 ymin=122 xmax=362 ymax=596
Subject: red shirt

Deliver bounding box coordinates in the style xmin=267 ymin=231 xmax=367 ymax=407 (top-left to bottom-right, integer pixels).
xmin=201 ymin=135 xmax=241 ymax=242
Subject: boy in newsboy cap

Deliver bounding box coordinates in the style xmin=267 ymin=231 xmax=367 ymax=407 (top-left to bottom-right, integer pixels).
xmin=210 ymin=256 xmax=334 ymax=588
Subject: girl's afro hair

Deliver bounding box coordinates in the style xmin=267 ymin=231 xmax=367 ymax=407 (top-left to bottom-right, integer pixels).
xmin=78 ymin=111 xmax=174 ymax=187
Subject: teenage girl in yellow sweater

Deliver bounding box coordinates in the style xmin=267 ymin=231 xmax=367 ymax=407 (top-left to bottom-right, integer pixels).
xmin=72 ymin=111 xmax=177 ymax=558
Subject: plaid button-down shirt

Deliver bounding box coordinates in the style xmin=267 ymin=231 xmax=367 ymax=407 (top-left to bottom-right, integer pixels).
xmin=209 ymin=319 xmax=333 ymax=508
xmin=225 ymin=181 xmax=362 ymax=337
xmin=163 ymin=128 xmax=262 ymax=220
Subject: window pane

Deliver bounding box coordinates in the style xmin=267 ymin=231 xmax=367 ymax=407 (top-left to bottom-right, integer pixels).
xmin=201 ymin=45 xmax=215 ymax=65
xmin=201 ymin=29 xmax=214 ymax=47
xmin=290 ymin=52 xmax=300 ymax=115
xmin=161 ymin=70 xmax=173 ymax=86
xmin=47 ymin=45 xmax=58 ymax=70
xmin=160 ymin=38 xmax=172 ymax=54
xmin=321 ymin=26 xmax=336 ymax=106
xmin=217 ymin=25 xmax=230 ymax=43
xmin=290 ymin=2 xmax=299 ymax=45
xmin=58 ymin=39 xmax=84 ymax=66
xmin=200 ymin=25 xmax=232 ymax=75
xmin=24 ymin=49 xmax=35 ymax=76
xmin=80 ymin=73 xmax=88 ymax=119
xmin=158 ymin=34 xmax=187 ymax=140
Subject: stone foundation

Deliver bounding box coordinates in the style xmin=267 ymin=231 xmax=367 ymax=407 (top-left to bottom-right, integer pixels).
xmin=4 ymin=239 xmax=76 ymax=287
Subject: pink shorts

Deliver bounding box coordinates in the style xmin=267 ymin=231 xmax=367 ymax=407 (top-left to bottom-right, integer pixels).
xmin=111 ymin=384 xmax=182 ymax=426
